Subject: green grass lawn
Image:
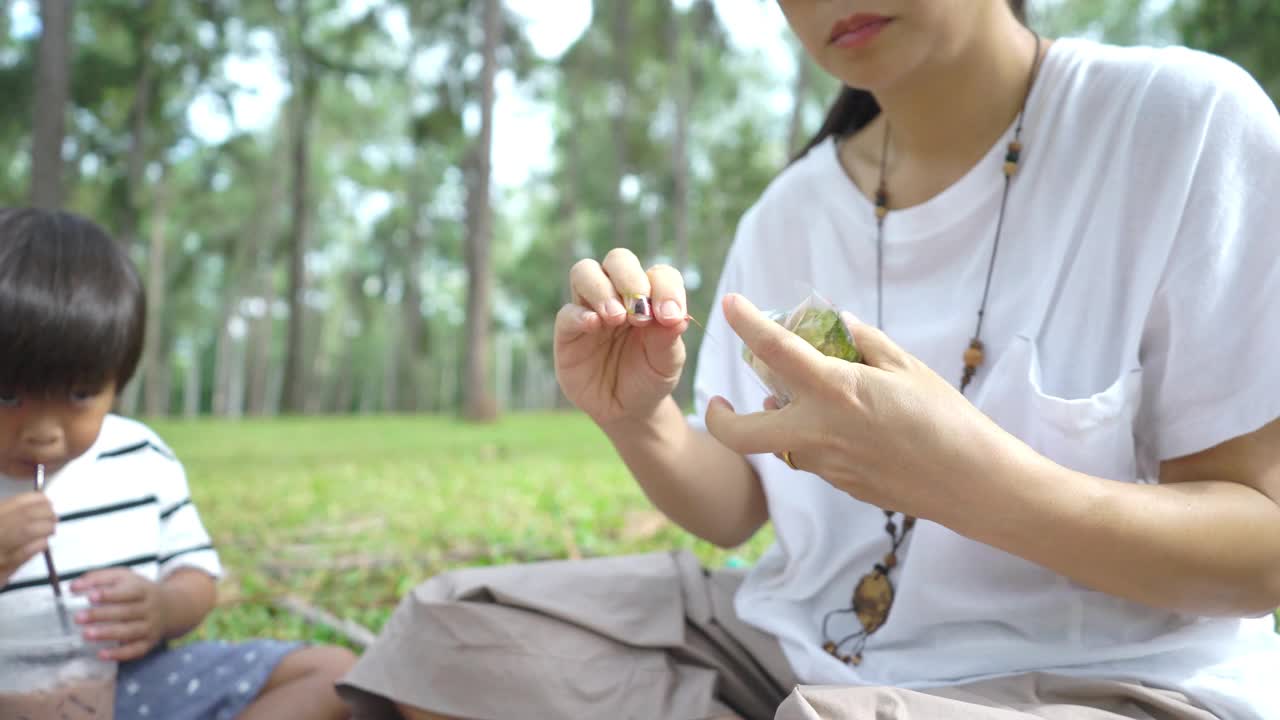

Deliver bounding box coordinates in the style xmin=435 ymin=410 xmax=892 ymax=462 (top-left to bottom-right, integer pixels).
xmin=150 ymin=413 xmax=1279 ymax=650
xmin=151 ymin=412 xmax=774 ymax=650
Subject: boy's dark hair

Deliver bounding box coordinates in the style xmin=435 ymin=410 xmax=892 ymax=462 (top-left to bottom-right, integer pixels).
xmin=0 ymin=208 xmax=146 ymax=395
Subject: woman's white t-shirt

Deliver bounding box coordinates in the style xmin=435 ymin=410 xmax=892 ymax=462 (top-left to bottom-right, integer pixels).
xmin=690 ymin=37 xmax=1280 ymax=718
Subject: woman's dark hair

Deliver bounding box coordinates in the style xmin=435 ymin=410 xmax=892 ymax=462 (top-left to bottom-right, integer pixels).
xmin=794 ymin=0 xmax=1029 ymax=161
xmin=0 ymin=208 xmax=146 ymax=394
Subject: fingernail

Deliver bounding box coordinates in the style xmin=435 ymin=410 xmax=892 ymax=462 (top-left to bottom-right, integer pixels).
xmin=659 ymin=300 xmax=681 ymax=321
xmin=840 ymin=311 xmax=863 ymax=326
xmin=75 ymin=612 xmax=88 ymax=623
xmin=604 ymin=298 xmax=626 ymax=318
xmin=626 ymin=295 xmax=652 ymax=319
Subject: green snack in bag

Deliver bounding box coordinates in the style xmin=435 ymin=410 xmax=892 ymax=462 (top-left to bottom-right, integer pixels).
xmin=741 ymin=293 xmax=862 ymax=406
xmin=790 ymin=307 xmax=862 ymax=364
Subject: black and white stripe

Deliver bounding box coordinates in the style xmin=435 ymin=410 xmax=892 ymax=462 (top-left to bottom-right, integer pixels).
xmin=0 ymin=554 xmax=159 ymax=595
xmin=98 ymin=440 xmax=176 ymax=461
xmin=59 ymin=495 xmax=157 ymax=523
xmin=161 ymin=498 xmax=191 ymax=519
xmin=160 ymin=544 xmax=216 ymax=566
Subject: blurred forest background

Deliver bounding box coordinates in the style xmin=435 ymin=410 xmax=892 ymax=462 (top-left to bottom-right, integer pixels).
xmin=8 ymin=0 xmax=1279 ymax=647
xmin=2 ymin=0 xmax=1275 ymax=421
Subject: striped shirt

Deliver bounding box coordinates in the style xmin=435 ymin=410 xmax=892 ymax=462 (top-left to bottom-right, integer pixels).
xmin=0 ymin=414 xmax=222 ymax=609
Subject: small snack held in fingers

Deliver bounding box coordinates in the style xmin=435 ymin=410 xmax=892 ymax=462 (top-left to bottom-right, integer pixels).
xmin=742 ymin=292 xmax=862 ymax=406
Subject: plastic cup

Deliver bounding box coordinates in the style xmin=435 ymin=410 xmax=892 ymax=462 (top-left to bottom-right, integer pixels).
xmin=0 ymin=595 xmax=117 ymax=720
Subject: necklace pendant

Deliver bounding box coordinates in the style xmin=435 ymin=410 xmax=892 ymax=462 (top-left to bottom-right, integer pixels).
xmin=852 ymin=568 xmax=895 ymax=635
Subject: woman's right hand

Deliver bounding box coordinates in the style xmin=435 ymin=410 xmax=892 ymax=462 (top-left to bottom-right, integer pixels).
xmin=554 ymin=248 xmax=691 ymax=429
xmin=0 ymin=491 xmax=56 ymax=586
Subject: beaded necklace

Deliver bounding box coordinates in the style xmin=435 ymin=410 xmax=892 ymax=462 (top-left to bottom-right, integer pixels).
xmin=821 ymin=31 xmax=1045 ymax=667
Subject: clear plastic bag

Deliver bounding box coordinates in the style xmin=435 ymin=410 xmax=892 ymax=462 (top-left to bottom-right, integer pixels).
xmin=741 ymin=292 xmax=862 ymax=406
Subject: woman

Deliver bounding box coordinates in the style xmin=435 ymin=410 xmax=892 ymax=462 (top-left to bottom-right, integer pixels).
xmin=339 ymin=1 xmax=1280 ymax=718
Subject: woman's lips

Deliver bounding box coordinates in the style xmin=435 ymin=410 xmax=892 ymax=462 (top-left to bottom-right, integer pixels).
xmin=829 ymin=14 xmax=893 ymax=49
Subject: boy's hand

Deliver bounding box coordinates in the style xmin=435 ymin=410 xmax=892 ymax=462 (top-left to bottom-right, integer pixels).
xmin=0 ymin=492 xmax=57 ymax=585
xmin=72 ymin=569 xmax=169 ymax=662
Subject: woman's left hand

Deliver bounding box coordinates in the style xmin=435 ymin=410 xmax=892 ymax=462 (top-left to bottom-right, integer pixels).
xmin=704 ymin=293 xmax=1023 ymax=520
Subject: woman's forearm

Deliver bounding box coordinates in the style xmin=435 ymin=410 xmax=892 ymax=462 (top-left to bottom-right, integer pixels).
xmin=603 ymin=396 xmax=768 ymax=549
xmin=946 ymin=439 xmax=1280 ymax=617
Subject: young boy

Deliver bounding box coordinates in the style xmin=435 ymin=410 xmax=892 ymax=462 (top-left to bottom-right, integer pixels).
xmin=0 ymin=208 xmax=356 ymax=719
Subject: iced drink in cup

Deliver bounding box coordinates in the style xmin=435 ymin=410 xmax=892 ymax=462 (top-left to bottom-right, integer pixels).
xmin=0 ymin=595 xmax=116 ymax=719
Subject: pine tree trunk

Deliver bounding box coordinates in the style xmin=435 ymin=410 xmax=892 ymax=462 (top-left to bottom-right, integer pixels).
xmin=382 ymin=299 xmax=400 ymax=412
xmin=610 ymin=2 xmax=633 ymax=251
xmin=281 ymin=61 xmax=318 ymax=414
xmin=245 ymin=273 xmax=274 ymax=416
xmin=119 ymin=25 xmax=155 ymax=249
xmin=111 ymin=17 xmax=158 ymax=411
xmin=555 ymin=66 xmax=588 ymax=410
xmin=150 ymin=345 xmax=172 ymax=417
xmin=212 ymin=180 xmax=267 ymax=417
xmin=212 ymin=315 xmax=234 ymax=416
xmin=331 ymin=339 xmax=356 ymax=414
xmin=245 ymin=120 xmax=289 ymax=417
xmin=301 ymin=304 xmax=328 ymax=415
xmin=462 ymin=0 xmax=500 ymax=423
xmin=358 ymin=360 xmax=378 ymax=415
xmin=788 ymin=50 xmax=814 ymax=157
xmin=28 ymin=0 xmax=72 ymax=209
xmin=265 ymin=363 xmax=283 ymax=416
xmin=182 ymin=349 xmax=201 ymax=419
xmin=398 ymin=164 xmax=428 ymax=412
xmin=439 ymin=347 xmax=457 ymax=413
xmin=398 ymin=38 xmax=430 ymax=413
xmin=142 ymin=184 xmax=169 ymax=417
xmin=494 ymin=332 xmax=511 ymax=413
xmin=669 ymin=7 xmax=691 ymax=273
xmin=229 ymin=339 xmax=246 ymax=418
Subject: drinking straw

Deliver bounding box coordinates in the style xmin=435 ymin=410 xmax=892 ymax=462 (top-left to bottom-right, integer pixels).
xmin=34 ymin=464 xmax=71 ymax=632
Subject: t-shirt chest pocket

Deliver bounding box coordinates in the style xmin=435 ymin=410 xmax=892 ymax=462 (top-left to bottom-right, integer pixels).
xmin=973 ymin=334 xmax=1144 ymax=483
